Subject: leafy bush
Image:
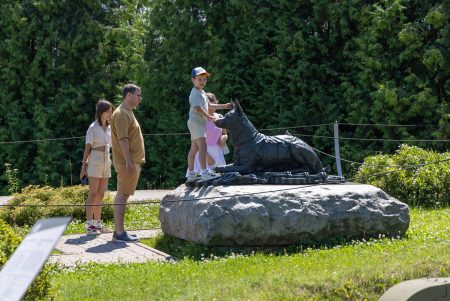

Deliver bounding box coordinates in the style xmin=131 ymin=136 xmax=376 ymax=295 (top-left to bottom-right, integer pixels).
xmin=0 ymin=185 xmax=114 ymax=226
xmin=3 ymin=163 xmax=21 ymax=195
xmin=0 ymin=219 xmax=56 ymax=300
xmin=354 ymin=144 xmax=450 ymax=207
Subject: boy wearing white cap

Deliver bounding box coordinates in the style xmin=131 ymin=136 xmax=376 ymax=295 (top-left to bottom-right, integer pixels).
xmin=186 ymin=67 xmax=231 ymax=182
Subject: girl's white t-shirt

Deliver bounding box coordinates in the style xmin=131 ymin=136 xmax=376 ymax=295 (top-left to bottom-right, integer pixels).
xmin=85 ymin=120 xmax=111 ymax=148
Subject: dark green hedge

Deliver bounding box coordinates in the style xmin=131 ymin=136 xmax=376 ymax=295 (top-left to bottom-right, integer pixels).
xmin=1 ymin=1 xmax=448 ymax=190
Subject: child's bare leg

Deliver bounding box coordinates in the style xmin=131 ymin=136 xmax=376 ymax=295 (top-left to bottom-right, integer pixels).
xmin=196 ymin=138 xmax=207 ymax=171
xmin=86 ymin=177 xmax=100 ymax=221
xmin=188 ymin=140 xmax=199 ymax=172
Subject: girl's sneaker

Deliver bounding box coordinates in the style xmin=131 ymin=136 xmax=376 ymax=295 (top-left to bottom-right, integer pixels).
xmin=86 ymin=222 xmax=100 ymax=235
xmin=200 ymin=169 xmax=220 ymax=181
xmin=94 ymin=220 xmax=108 ymax=233
xmin=186 ymin=171 xmax=199 ymax=183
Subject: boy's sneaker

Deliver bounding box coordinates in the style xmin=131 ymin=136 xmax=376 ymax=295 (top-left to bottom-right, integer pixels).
xmin=113 ymin=231 xmax=139 ymax=242
xmin=200 ymin=169 xmax=220 ymax=181
xmin=86 ymin=224 xmax=100 ymax=235
xmin=186 ymin=171 xmax=199 ymax=183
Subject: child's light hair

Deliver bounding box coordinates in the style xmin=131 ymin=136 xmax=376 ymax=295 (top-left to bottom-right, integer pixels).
xmin=206 ymin=92 xmax=218 ymax=103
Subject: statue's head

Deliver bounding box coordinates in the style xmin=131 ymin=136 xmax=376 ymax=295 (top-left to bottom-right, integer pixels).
xmin=214 ymin=99 xmax=244 ymax=130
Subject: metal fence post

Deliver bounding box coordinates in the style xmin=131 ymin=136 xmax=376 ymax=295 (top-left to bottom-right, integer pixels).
xmin=334 ymin=122 xmax=343 ymax=177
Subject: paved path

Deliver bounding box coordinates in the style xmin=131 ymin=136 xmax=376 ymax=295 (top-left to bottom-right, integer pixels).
xmin=49 ymin=229 xmax=174 ymax=267
xmin=0 ymin=195 xmax=12 ymax=205
xmin=108 ymin=189 xmax=170 ymax=201
xmin=1 ymin=190 xmax=174 ymax=266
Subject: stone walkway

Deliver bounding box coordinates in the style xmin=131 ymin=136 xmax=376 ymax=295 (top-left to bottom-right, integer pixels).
xmin=0 ymin=195 xmax=12 ymax=205
xmin=49 ymin=229 xmax=174 ymax=267
xmin=1 ymin=190 xmax=174 ymax=266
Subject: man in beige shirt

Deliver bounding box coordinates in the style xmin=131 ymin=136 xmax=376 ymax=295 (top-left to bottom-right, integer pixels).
xmin=111 ymin=83 xmax=145 ymax=242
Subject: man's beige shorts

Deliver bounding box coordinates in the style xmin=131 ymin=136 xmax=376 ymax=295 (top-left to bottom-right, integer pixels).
xmin=87 ymin=150 xmax=111 ymax=178
xmin=187 ymin=119 xmax=206 ymax=140
xmin=115 ymin=163 xmax=141 ymax=195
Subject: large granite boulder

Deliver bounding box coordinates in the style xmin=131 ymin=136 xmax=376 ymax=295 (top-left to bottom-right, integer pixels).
xmin=159 ymin=184 xmax=410 ymax=246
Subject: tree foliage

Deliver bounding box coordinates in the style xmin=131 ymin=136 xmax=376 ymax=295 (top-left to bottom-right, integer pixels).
xmin=140 ymin=0 xmax=449 ymax=185
xmin=0 ymin=0 xmax=144 ymax=189
xmin=0 ymin=0 xmax=448 ymax=189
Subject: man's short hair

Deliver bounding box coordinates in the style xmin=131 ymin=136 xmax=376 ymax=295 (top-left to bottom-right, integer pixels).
xmin=122 ymin=84 xmax=141 ymax=99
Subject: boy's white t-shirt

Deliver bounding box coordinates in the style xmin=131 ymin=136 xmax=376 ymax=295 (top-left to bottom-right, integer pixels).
xmin=188 ymin=87 xmax=209 ymax=125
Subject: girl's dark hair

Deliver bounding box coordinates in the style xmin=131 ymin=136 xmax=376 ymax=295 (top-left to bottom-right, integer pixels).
xmin=96 ymin=99 xmax=114 ymax=126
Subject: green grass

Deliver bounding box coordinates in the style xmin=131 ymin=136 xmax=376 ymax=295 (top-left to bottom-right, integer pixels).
xmin=52 ymin=206 xmax=450 ymax=300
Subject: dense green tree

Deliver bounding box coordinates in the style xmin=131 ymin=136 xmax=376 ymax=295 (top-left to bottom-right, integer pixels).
xmin=0 ymin=0 xmax=144 ymax=190
xmin=1 ymin=0 xmax=448 ymax=190
xmin=140 ymin=0 xmax=448 ymax=185
xmin=339 ymin=0 xmax=449 ymax=166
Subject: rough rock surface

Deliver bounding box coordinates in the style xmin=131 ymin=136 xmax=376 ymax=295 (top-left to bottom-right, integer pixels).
xmin=159 ymin=184 xmax=410 ymax=246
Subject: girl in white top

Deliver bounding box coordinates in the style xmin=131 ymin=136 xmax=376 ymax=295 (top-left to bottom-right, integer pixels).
xmin=80 ymin=99 xmax=114 ymax=235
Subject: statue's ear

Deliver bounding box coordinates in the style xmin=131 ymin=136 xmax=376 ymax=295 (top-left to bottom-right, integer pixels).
xmin=235 ymin=99 xmax=243 ymax=114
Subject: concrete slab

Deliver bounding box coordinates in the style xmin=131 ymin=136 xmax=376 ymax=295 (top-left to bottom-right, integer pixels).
xmin=108 ymin=190 xmax=170 ymax=202
xmin=0 ymin=196 xmax=12 ymax=206
xmin=49 ymin=229 xmax=173 ymax=267
xmin=0 ymin=190 xmax=174 ymax=266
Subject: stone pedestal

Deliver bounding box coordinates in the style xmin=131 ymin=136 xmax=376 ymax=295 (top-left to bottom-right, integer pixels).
xmin=159 ymin=184 xmax=410 ymax=246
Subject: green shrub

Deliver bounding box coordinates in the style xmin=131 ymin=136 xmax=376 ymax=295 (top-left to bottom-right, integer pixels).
xmin=3 ymin=163 xmax=21 ymax=195
xmin=354 ymin=144 xmax=450 ymax=207
xmin=0 ymin=185 xmax=114 ymax=226
xmin=0 ymin=219 xmax=56 ymax=300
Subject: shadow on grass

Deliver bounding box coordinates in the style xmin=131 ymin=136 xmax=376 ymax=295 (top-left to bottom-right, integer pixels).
xmin=142 ymin=233 xmax=401 ymax=261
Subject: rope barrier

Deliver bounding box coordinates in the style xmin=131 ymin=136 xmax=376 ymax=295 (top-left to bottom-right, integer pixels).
xmin=1 ymin=123 xmax=448 ymax=144
xmin=292 ymin=133 xmax=449 ymax=143
xmin=259 ymin=123 xmax=333 ymax=131
xmin=312 ymin=146 xmax=450 ymax=170
xmin=353 ymin=158 xmax=450 ymax=180
xmin=337 ymin=123 xmax=440 ymax=127
xmin=1 ymin=157 xmax=448 ymax=208
xmin=0 ymin=124 xmax=331 ymax=144
xmin=335 ymin=137 xmax=449 ymax=143
xmin=143 ymin=132 xmax=190 ymax=136
xmin=0 ymin=184 xmax=334 ymax=207
xmin=0 ymin=136 xmax=85 ymax=144
xmin=311 ymin=147 xmax=365 ymax=166
xmin=76 ymin=227 xmax=163 ymax=235
xmin=0 ymin=201 xmax=158 ymax=208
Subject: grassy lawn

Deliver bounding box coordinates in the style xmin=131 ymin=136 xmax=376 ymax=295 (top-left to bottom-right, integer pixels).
xmin=51 ymin=205 xmax=450 ymax=300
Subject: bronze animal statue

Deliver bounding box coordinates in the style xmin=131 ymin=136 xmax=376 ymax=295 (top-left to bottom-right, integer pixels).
xmin=214 ymin=100 xmax=324 ymax=174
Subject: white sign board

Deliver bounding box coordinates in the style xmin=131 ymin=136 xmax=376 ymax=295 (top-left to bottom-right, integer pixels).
xmin=0 ymin=217 xmax=71 ymax=301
